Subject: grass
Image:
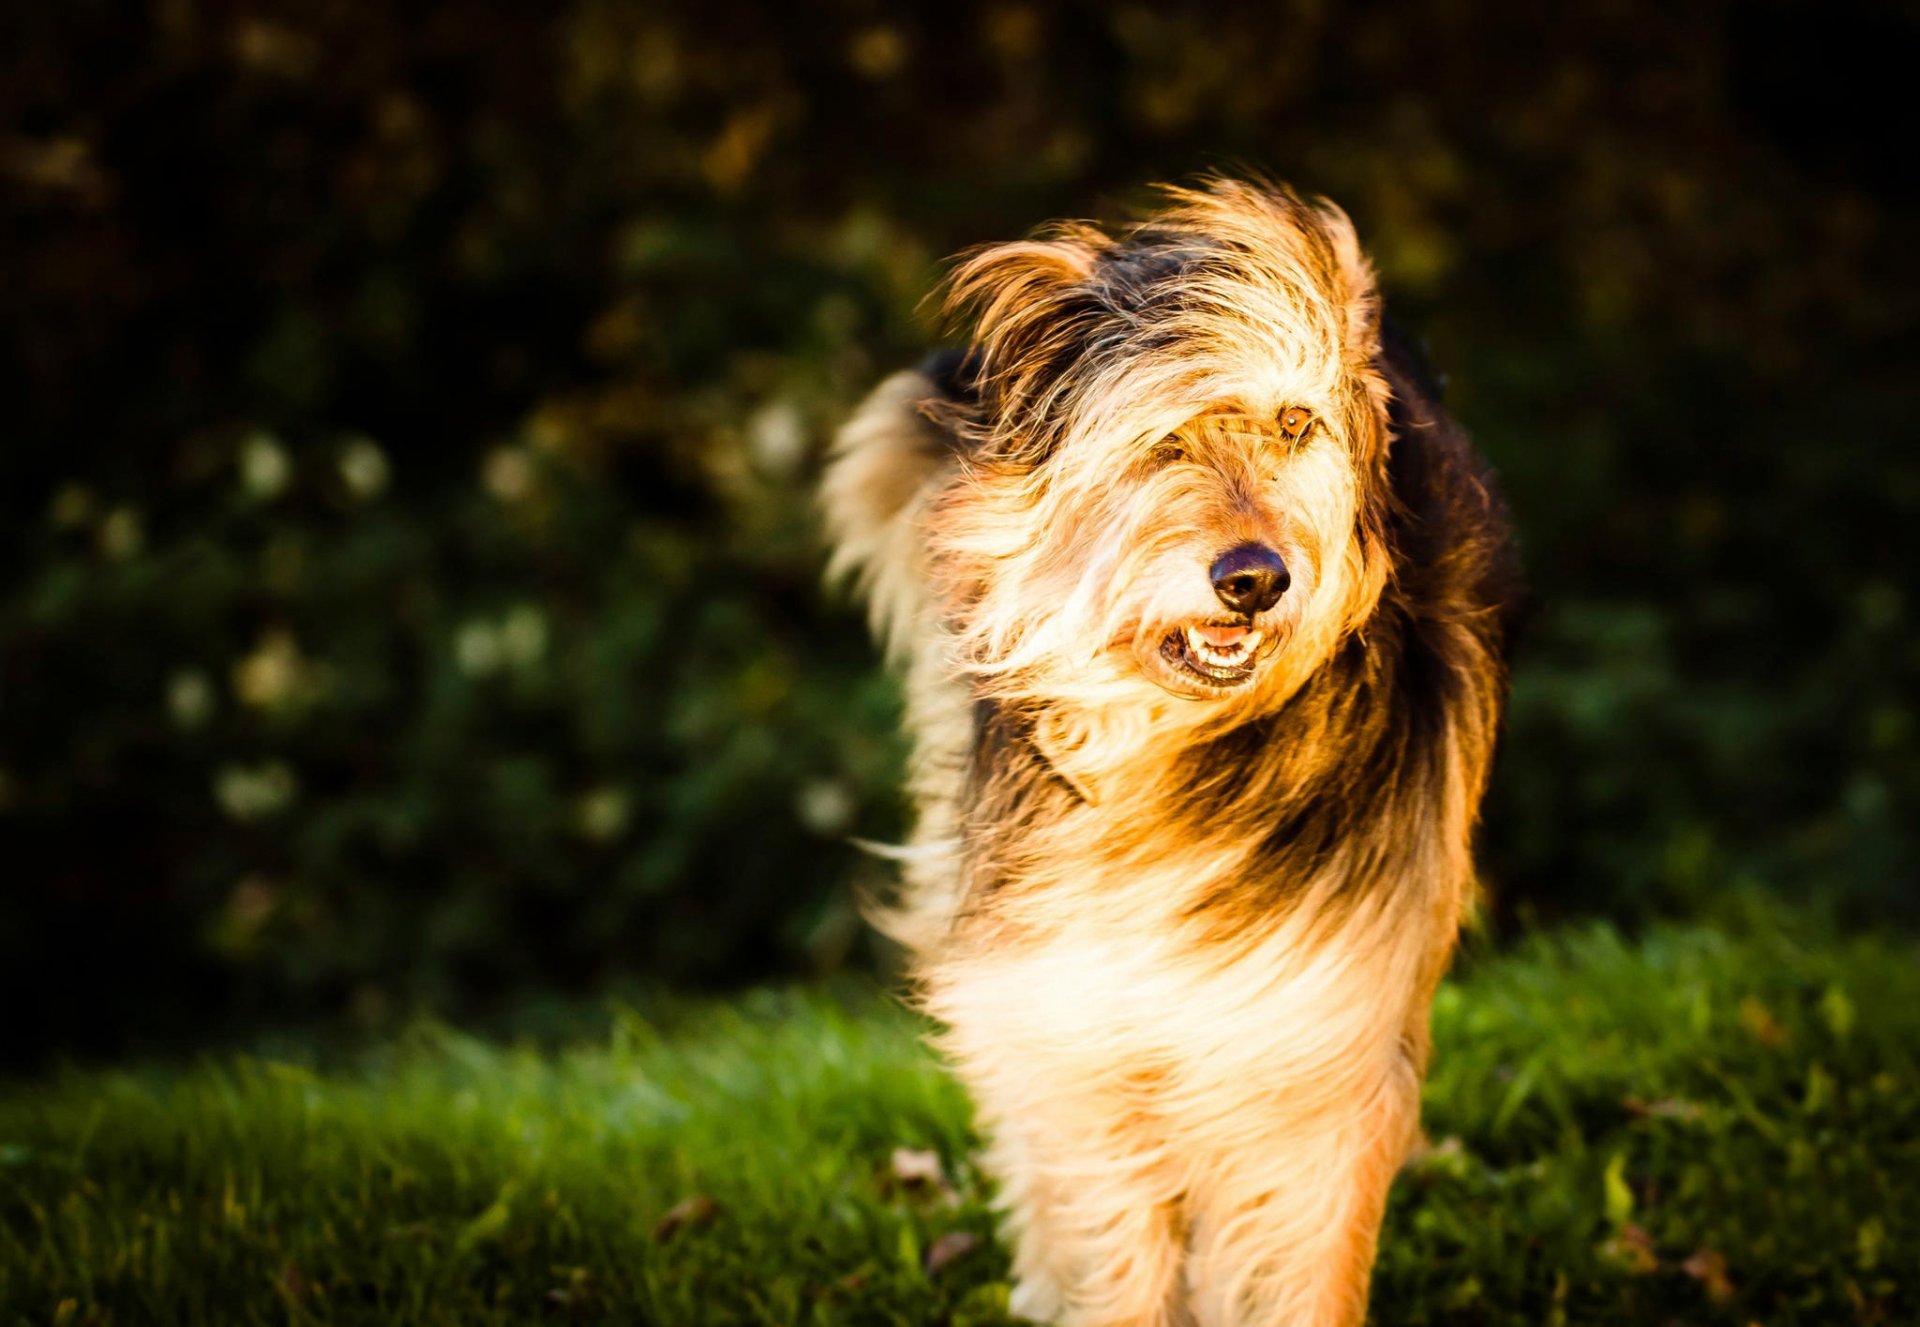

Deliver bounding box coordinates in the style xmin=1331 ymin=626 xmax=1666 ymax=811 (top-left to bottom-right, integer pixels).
xmin=1 ymin=910 xmax=1915 ymax=1325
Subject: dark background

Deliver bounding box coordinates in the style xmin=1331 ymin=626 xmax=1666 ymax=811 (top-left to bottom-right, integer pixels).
xmin=3 ymin=0 xmax=1915 ymax=1066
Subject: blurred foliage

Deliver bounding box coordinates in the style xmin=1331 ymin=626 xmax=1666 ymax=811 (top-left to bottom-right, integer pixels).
xmin=1 ymin=0 xmax=1915 ymax=1058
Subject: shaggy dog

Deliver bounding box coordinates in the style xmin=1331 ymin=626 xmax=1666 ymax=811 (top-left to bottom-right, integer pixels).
xmin=821 ymin=177 xmax=1520 ymax=1327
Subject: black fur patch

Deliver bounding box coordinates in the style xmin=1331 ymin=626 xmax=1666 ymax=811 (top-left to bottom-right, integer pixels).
xmin=918 ymin=346 xmax=983 ymax=407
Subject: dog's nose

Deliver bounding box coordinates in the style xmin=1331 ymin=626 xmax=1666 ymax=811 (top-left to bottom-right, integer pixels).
xmin=1210 ymin=543 xmax=1290 ymax=615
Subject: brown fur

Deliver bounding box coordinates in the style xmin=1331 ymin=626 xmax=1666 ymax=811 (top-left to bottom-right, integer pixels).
xmin=822 ymin=177 xmax=1519 ymax=1326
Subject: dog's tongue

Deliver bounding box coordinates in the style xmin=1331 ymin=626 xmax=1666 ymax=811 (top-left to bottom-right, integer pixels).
xmin=1193 ymin=623 xmax=1250 ymax=648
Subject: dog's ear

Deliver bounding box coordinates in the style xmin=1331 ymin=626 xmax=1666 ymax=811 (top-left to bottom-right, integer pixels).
xmin=937 ymin=228 xmax=1112 ymax=464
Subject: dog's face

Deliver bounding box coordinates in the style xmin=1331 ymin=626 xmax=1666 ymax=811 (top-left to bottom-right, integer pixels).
xmin=931 ymin=181 xmax=1394 ymax=719
xmin=1112 ymin=402 xmax=1361 ymax=702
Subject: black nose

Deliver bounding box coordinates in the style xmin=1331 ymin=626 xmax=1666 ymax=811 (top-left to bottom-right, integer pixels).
xmin=1210 ymin=543 xmax=1290 ymax=615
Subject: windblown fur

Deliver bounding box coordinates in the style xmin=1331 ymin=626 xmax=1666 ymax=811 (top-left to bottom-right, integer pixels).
xmin=822 ymin=177 xmax=1519 ymax=1327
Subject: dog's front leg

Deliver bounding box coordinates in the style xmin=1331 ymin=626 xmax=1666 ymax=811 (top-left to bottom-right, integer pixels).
xmin=974 ymin=1094 xmax=1192 ymax=1327
xmin=1180 ymin=1054 xmax=1421 ymax=1327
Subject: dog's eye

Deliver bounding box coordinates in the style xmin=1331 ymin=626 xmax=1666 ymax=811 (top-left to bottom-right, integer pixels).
xmin=1149 ymin=436 xmax=1187 ymax=466
xmin=1277 ymin=407 xmax=1314 ymax=445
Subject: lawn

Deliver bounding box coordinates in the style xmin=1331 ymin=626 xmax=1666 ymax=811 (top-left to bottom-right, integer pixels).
xmin=1 ymin=909 xmax=1913 ymax=1325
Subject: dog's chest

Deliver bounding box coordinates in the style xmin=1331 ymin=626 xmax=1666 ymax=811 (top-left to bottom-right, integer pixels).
xmin=933 ymin=900 xmax=1416 ymax=1108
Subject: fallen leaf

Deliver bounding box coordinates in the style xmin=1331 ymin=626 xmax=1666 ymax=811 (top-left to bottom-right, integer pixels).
xmin=1599 ymin=1223 xmax=1658 ymax=1275
xmin=1682 ymin=1247 xmax=1736 ymax=1303
xmin=1622 ymin=1096 xmax=1706 ymax=1124
xmin=1739 ymin=997 xmax=1788 ymax=1048
xmin=545 ymin=1265 xmax=597 ymax=1316
xmin=1406 ymin=1134 xmax=1471 ymax=1179
xmin=924 ymin=1231 xmax=980 ymax=1276
xmin=885 ymin=1146 xmax=960 ymax=1205
xmin=652 ymin=1193 xmax=718 ymax=1240
xmin=890 ymin=1147 xmax=944 ymax=1187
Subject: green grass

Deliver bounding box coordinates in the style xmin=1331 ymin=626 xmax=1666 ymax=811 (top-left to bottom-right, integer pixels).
xmin=2 ymin=912 xmax=1915 ymax=1325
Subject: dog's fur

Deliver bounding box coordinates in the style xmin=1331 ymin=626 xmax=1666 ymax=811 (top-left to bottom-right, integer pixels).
xmin=821 ymin=177 xmax=1519 ymax=1326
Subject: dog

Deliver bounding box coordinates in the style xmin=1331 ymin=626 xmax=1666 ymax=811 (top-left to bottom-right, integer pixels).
xmin=821 ymin=176 xmax=1520 ymax=1327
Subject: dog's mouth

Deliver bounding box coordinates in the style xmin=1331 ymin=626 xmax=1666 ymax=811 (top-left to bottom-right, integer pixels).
xmin=1159 ymin=620 xmax=1263 ymax=687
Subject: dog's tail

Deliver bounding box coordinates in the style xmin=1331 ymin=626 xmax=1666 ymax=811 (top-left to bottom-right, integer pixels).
xmin=822 ymin=356 xmax=978 ymax=955
xmin=819 ymin=357 xmax=965 ymax=662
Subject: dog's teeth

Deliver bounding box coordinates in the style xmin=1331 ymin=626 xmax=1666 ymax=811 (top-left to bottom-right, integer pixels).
xmin=1179 ymin=624 xmax=1265 ymax=676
